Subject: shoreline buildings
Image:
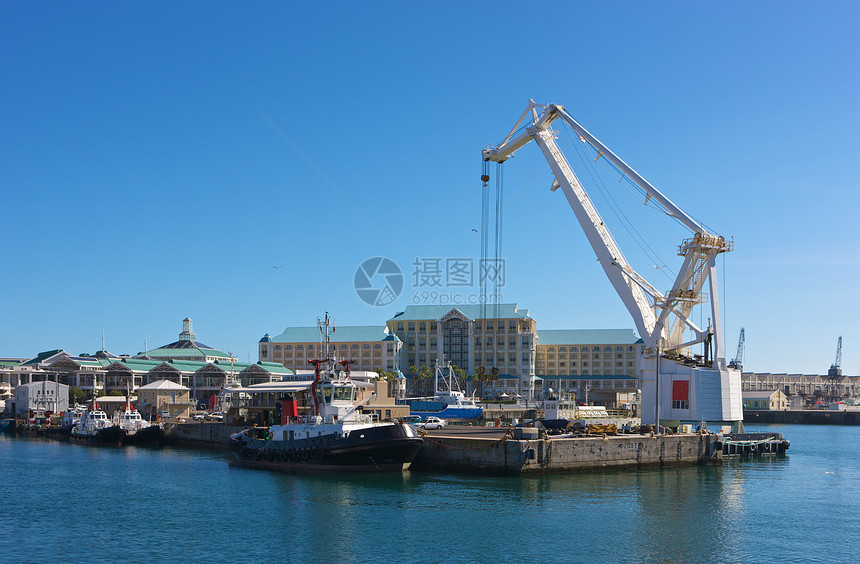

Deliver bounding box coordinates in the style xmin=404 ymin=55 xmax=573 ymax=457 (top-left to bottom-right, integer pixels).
xmin=259 ymin=304 xmax=645 ymax=404
xmin=7 ymin=309 xmax=854 ymax=411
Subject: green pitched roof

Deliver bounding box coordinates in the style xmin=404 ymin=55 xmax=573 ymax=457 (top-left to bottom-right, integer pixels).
xmin=106 ymin=359 xmax=164 ymax=371
xmin=21 ymin=349 xmax=65 ymax=366
xmin=388 ymin=304 xmax=532 ymax=322
xmin=142 ymin=347 xmax=234 ymax=359
xmin=239 ymin=361 xmax=294 ymax=375
xmin=272 ymin=325 xmax=397 ymax=343
xmin=536 ymin=329 xmax=643 ymax=346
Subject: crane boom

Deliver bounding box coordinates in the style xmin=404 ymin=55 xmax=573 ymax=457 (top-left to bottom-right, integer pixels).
xmin=729 ymin=328 xmax=745 ymax=370
xmin=483 ymin=100 xmax=743 ymax=427
xmin=829 ymin=336 xmax=843 ymax=378
xmin=483 ymin=100 xmax=732 ymax=361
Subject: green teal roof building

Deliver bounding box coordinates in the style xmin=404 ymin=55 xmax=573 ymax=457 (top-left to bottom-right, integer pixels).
xmin=136 ymin=318 xmax=237 ymax=363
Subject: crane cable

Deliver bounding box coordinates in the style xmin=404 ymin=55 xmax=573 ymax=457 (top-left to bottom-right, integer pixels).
xmin=480 ymin=160 xmax=490 ymax=326
xmin=563 ymin=126 xmax=674 ymax=283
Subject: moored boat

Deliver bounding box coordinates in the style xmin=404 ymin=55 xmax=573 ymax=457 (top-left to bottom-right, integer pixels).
xmin=113 ymin=400 xmax=164 ymax=445
xmin=70 ymin=400 xmax=125 ymax=445
xmin=406 ymin=361 xmax=483 ymax=421
xmin=230 ymin=315 xmax=423 ymax=472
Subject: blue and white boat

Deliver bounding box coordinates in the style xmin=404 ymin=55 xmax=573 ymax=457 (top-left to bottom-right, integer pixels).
xmin=407 ymin=362 xmax=483 ymax=421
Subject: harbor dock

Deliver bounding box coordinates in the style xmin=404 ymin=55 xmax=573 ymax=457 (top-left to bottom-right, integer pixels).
xmin=162 ymin=422 xmax=723 ymax=474
xmin=411 ymin=427 xmax=721 ymax=475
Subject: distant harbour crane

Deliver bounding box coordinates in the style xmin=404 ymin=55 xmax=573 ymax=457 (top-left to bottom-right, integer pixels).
xmin=826 ymin=336 xmax=843 ymax=402
xmin=729 ymin=328 xmax=745 ymax=372
xmin=828 ymin=336 xmax=843 ymax=378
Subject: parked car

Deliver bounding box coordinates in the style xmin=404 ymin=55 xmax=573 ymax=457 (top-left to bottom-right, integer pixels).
xmin=192 ymin=413 xmax=206 ymax=421
xmin=399 ymin=415 xmax=423 ymax=426
xmin=421 ymin=416 xmax=447 ymax=430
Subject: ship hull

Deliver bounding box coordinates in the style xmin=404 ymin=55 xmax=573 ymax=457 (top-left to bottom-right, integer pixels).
xmin=123 ymin=425 xmax=165 ymax=446
xmin=231 ymin=423 xmax=423 ymax=472
xmin=69 ymin=425 xmax=126 ymax=445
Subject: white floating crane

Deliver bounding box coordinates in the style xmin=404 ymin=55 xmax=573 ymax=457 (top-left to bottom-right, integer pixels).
xmin=482 ymin=100 xmax=743 ymax=427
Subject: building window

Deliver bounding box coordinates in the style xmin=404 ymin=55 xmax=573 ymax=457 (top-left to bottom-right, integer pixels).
xmin=275 ymin=345 xmax=282 ymax=350
xmin=430 ymin=322 xmax=437 ymax=332
xmin=581 ymin=346 xmax=589 ymax=353
xmin=419 ymin=322 xmax=426 ymax=331
xmin=397 ymin=322 xmax=404 ymax=331
xmin=673 ymin=400 xmax=689 ymax=409
xmin=408 ymin=323 xmax=415 ymax=331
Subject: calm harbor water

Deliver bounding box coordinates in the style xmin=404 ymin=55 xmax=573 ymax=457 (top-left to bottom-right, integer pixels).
xmin=2 ymin=424 xmax=858 ymax=563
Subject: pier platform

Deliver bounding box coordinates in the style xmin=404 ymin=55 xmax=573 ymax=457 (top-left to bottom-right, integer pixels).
xmin=412 ymin=427 xmax=721 ymax=475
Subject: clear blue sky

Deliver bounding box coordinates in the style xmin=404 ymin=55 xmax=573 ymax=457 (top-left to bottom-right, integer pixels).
xmin=2 ymin=2 xmax=858 ymax=374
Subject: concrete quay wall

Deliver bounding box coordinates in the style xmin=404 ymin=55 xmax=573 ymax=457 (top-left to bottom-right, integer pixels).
xmin=744 ymin=409 xmax=860 ymax=425
xmin=414 ymin=433 xmax=721 ymax=475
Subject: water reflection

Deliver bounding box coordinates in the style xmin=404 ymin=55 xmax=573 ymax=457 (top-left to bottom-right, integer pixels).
xmin=4 ymin=425 xmax=860 ymax=563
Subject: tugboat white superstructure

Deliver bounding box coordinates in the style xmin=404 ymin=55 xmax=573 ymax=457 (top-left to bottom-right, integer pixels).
xmin=114 ymin=399 xmax=164 ymax=445
xmin=70 ymin=399 xmax=125 ymax=445
xmin=230 ymin=314 xmax=423 ymax=472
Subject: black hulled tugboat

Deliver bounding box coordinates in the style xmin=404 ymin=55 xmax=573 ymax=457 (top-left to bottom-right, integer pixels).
xmin=69 ymin=399 xmax=125 ymax=445
xmin=230 ymin=315 xmax=423 ymax=472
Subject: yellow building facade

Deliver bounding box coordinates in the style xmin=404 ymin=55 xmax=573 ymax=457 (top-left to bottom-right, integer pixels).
xmin=258 ymin=326 xmax=402 ymax=373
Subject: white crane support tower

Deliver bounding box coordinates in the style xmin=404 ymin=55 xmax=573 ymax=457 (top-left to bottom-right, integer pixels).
xmin=482 ymin=100 xmax=743 ymax=427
